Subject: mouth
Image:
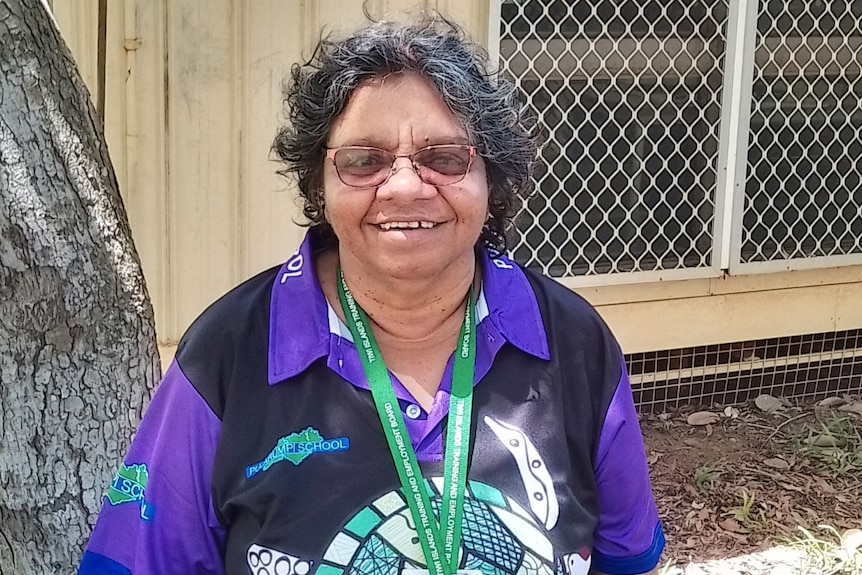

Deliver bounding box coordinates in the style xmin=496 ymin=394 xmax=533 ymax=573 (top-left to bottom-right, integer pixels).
xmin=376 ymin=221 xmax=439 ymax=231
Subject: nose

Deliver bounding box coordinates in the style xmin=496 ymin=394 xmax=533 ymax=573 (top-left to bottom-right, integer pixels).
xmin=376 ymin=158 xmax=435 ymax=200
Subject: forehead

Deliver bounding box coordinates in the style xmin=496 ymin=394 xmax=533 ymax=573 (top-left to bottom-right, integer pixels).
xmin=328 ymin=73 xmax=469 ymax=148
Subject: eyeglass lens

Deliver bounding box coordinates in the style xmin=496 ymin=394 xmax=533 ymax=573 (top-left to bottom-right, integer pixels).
xmin=333 ymin=146 xmax=472 ymax=187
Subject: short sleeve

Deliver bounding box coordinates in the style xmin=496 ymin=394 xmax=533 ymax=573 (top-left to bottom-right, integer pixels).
xmin=591 ymin=361 xmax=665 ymax=575
xmin=79 ymin=361 xmax=226 ymax=574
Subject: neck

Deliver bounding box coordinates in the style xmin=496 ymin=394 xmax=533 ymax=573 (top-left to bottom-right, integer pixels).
xmin=316 ymin=248 xmax=479 ymax=406
xmin=342 ymin=254 xmax=476 ymax=344
xmin=317 ymin=249 xmax=477 ymax=345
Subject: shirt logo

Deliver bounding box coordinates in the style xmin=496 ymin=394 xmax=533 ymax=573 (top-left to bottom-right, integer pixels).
xmin=484 ymin=416 xmax=559 ymax=530
xmin=246 ymin=427 xmax=350 ymax=478
xmin=106 ymin=463 xmax=155 ymax=521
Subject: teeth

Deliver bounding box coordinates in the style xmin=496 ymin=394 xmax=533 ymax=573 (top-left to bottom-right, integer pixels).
xmin=379 ymin=221 xmax=436 ymax=230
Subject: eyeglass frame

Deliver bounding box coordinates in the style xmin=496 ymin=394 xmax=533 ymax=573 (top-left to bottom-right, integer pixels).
xmin=324 ymin=144 xmax=477 ymax=188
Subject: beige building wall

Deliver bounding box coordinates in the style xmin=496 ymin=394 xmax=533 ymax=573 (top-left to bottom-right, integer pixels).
xmin=51 ymin=0 xmax=862 ymax=361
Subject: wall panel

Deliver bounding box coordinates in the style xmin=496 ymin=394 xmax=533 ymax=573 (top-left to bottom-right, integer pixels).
xmin=164 ymin=0 xmax=241 ymax=336
xmin=124 ymin=0 xmax=168 ymax=341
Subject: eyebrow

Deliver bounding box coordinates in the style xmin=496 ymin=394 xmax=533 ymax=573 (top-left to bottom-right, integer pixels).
xmin=330 ymin=135 xmax=472 ymax=149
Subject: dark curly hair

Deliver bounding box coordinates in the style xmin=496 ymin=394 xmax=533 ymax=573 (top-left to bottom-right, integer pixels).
xmin=272 ymin=16 xmax=537 ymax=252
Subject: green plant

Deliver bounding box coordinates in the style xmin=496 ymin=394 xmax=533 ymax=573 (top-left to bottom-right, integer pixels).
xmin=692 ymin=463 xmax=720 ymax=495
xmin=797 ymin=415 xmax=862 ymax=477
xmin=790 ymin=525 xmax=862 ymax=575
xmin=724 ymin=489 xmax=764 ymax=531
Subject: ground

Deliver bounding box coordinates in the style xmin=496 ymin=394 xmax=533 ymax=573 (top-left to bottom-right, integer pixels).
xmin=641 ymin=393 xmax=862 ymax=575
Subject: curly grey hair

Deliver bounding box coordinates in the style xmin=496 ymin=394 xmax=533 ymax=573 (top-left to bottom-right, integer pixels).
xmin=272 ymin=16 xmax=537 ymax=252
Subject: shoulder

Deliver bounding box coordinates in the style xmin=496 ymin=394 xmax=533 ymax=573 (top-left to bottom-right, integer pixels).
xmin=521 ymin=267 xmax=622 ymax=363
xmin=518 ymin=267 xmax=626 ymax=443
xmin=174 ymin=265 xmax=281 ymax=416
xmin=178 ymin=265 xmax=279 ymax=357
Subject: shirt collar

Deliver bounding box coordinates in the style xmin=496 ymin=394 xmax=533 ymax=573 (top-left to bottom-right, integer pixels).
xmin=267 ymin=232 xmax=330 ymax=385
xmin=267 ymin=232 xmax=549 ymax=385
xmin=478 ymin=248 xmax=550 ymax=361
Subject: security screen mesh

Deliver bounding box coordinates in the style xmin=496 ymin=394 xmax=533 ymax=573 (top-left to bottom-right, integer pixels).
xmin=499 ymin=0 xmax=729 ymax=276
xmin=742 ymin=1 xmax=862 ymax=262
xmin=628 ymin=329 xmax=862 ymax=411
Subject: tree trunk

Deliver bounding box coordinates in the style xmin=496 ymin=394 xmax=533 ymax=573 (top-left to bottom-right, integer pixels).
xmin=0 ymin=0 xmax=159 ymax=572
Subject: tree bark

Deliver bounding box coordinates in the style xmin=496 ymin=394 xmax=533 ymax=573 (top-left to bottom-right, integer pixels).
xmin=0 ymin=1 xmax=159 ymax=572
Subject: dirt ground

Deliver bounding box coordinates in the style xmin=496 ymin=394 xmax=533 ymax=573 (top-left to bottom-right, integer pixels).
xmin=641 ymin=393 xmax=862 ymax=574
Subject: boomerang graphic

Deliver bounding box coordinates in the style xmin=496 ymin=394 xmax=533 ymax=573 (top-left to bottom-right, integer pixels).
xmin=484 ymin=416 xmax=559 ymax=530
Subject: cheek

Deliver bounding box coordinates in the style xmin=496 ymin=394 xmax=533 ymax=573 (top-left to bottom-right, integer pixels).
xmin=473 ymin=189 xmax=492 ymax=222
xmin=322 ymin=187 xmax=373 ymax=233
xmin=459 ymin=193 xmax=489 ymax=225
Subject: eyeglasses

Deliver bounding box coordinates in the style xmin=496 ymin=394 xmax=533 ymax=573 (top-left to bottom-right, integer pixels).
xmin=325 ymin=144 xmax=477 ymax=188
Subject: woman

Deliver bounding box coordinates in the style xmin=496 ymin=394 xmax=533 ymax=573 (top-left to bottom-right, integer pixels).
xmin=80 ymin=17 xmax=664 ymax=575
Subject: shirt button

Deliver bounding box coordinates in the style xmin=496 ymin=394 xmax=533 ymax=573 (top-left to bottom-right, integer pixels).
xmin=405 ymin=404 xmax=422 ymax=419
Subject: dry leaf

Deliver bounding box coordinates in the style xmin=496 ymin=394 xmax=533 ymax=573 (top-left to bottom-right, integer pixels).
xmin=819 ymin=397 xmax=847 ymax=407
xmin=687 ymin=411 xmax=720 ymax=426
xmin=838 ymin=402 xmax=862 ymax=415
xmin=814 ymin=477 xmax=836 ymax=494
xmin=718 ymin=517 xmax=750 ymax=534
xmin=806 ymin=435 xmax=845 ymax=447
xmin=754 ymin=394 xmax=783 ymax=412
xmin=763 ymin=458 xmax=790 ymax=469
xmin=842 ymin=529 xmax=862 ymax=553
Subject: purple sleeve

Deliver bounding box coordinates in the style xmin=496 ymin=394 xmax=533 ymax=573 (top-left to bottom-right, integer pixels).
xmin=79 ymin=362 xmax=226 ymax=575
xmin=591 ymin=362 xmax=665 ymax=575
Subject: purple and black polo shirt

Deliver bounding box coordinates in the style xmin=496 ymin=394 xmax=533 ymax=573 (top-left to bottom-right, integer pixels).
xmin=79 ymin=230 xmax=665 ymax=575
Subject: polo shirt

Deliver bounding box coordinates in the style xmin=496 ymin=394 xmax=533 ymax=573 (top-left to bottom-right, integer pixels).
xmin=79 ymin=230 xmax=665 ymax=575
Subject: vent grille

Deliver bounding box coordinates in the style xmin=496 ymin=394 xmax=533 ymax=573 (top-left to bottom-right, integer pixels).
xmin=627 ymin=328 xmax=862 ymax=411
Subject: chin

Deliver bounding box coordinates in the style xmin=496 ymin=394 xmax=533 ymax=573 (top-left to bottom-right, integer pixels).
xmin=377 ymin=260 xmax=438 ymax=280
xmin=372 ymin=253 xmax=455 ymax=281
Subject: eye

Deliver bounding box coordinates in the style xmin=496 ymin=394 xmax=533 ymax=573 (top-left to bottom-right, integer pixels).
xmin=337 ymin=149 xmax=391 ymax=174
xmin=416 ymin=147 xmax=470 ymax=175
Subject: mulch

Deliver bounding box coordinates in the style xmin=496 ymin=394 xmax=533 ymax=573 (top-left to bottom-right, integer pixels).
xmin=640 ymin=394 xmax=862 ymax=574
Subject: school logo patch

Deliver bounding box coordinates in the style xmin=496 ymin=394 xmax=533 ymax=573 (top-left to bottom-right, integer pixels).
xmin=106 ymin=463 xmax=155 ymax=521
xmin=245 ymin=427 xmax=350 ymax=478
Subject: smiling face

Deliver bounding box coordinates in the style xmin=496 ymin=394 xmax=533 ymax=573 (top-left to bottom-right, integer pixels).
xmin=323 ymin=73 xmax=489 ymax=283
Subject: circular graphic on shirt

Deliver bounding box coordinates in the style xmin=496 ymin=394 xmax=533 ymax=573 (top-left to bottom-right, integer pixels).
xmin=314 ymin=479 xmax=556 ymax=575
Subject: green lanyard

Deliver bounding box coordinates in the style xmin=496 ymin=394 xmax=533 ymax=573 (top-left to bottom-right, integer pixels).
xmin=337 ymin=269 xmax=476 ymax=575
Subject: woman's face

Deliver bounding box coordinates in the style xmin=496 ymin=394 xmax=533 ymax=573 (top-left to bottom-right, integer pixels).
xmin=323 ymin=73 xmax=489 ymax=283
